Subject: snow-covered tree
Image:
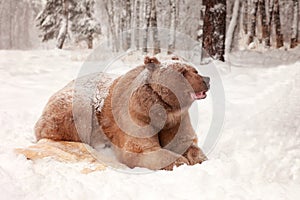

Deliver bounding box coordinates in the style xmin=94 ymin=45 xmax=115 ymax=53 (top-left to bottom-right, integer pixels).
xmin=0 ymin=0 xmax=40 ymax=49
xmin=225 ymin=0 xmax=240 ymax=58
xmin=202 ymin=0 xmax=226 ymax=61
xmin=36 ymin=0 xmax=70 ymax=49
xmin=2 ymin=0 xmax=299 ymax=51
xmin=70 ymin=0 xmax=101 ymax=49
xmin=36 ymin=0 xmax=101 ymax=49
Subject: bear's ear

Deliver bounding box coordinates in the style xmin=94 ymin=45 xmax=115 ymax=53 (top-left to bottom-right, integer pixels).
xmin=144 ymin=56 xmax=160 ymax=71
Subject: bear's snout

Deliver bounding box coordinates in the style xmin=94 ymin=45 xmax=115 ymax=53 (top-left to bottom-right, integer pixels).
xmin=203 ymin=76 xmax=210 ymax=84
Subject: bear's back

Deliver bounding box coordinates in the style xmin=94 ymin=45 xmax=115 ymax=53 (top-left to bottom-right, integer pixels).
xmin=35 ymin=72 xmax=118 ymax=144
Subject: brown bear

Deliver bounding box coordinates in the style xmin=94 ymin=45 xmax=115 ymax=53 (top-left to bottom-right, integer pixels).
xmin=35 ymin=56 xmax=210 ymax=170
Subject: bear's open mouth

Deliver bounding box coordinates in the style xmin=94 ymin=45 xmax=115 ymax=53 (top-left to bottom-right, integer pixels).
xmin=190 ymin=91 xmax=207 ymax=100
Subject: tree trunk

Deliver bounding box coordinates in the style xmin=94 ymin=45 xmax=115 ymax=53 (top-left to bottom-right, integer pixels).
xmin=198 ymin=3 xmax=206 ymax=62
xmin=150 ymin=0 xmax=160 ymax=55
xmin=56 ymin=0 xmax=68 ymax=49
xmin=135 ymin=0 xmax=140 ymax=49
xmin=117 ymin=5 xmax=122 ymax=42
xmin=15 ymin=1 xmax=21 ymax=48
xmin=225 ymin=0 xmax=240 ymax=58
xmin=197 ymin=4 xmax=205 ymax=42
xmin=143 ymin=0 xmax=151 ymax=53
xmin=0 ymin=0 xmax=2 ymax=48
xmin=202 ymin=0 xmax=226 ymax=61
xmin=87 ymin=34 xmax=93 ymax=49
xmin=233 ymin=1 xmax=242 ymax=51
xmin=273 ymin=0 xmax=283 ymax=48
xmin=125 ymin=0 xmax=132 ymax=50
xmin=167 ymin=0 xmax=176 ymax=54
xmin=104 ymin=0 xmax=119 ymax=51
xmin=242 ymin=0 xmax=248 ymax=34
xmin=259 ymin=0 xmax=270 ymax=47
xmin=9 ymin=0 xmax=13 ymax=49
xmin=247 ymin=0 xmax=258 ymax=45
xmin=290 ymin=0 xmax=299 ymax=48
xmin=267 ymin=0 xmax=274 ymax=47
xmin=120 ymin=0 xmax=132 ymax=50
xmin=22 ymin=1 xmax=31 ymax=48
xmin=120 ymin=0 xmax=126 ymax=49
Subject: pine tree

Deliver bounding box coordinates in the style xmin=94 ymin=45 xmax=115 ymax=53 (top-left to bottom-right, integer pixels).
xmin=36 ymin=0 xmax=70 ymax=49
xmin=36 ymin=0 xmax=101 ymax=49
xmin=70 ymin=0 xmax=101 ymax=49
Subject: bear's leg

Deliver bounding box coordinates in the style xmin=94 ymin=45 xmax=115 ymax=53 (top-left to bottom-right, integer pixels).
xmin=34 ymin=96 xmax=81 ymax=142
xmin=34 ymin=116 xmax=65 ymax=141
xmin=183 ymin=145 xmax=207 ymax=165
xmin=34 ymin=113 xmax=80 ymax=142
xmin=114 ymin=143 xmax=190 ymax=170
xmin=159 ymin=114 xmax=207 ymax=166
xmin=160 ymin=153 xmax=190 ymax=170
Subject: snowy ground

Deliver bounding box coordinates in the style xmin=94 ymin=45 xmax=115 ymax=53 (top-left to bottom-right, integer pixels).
xmin=0 ymin=49 xmax=299 ymax=200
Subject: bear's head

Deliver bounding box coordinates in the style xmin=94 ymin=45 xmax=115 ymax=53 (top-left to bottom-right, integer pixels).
xmin=144 ymin=56 xmax=210 ymax=111
xmin=109 ymin=56 xmax=210 ymax=136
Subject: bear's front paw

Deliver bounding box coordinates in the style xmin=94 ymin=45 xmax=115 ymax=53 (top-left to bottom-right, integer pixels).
xmin=183 ymin=145 xmax=207 ymax=165
xmin=161 ymin=156 xmax=189 ymax=170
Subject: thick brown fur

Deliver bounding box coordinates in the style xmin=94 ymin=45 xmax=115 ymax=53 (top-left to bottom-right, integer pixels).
xmin=35 ymin=56 xmax=209 ymax=170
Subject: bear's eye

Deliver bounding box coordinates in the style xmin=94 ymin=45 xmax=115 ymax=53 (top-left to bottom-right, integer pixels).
xmin=192 ymin=69 xmax=198 ymax=74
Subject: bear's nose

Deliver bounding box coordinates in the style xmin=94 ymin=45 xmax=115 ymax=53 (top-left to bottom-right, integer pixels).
xmin=203 ymin=76 xmax=210 ymax=84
